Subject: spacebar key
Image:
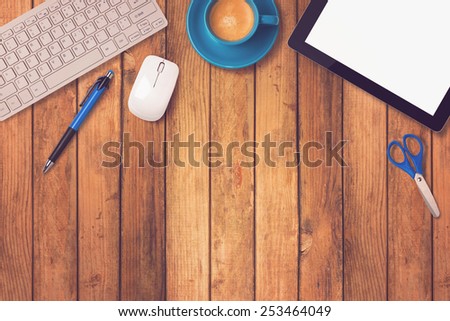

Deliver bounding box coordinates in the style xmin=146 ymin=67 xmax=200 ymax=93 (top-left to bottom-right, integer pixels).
xmin=45 ymin=49 xmax=103 ymax=89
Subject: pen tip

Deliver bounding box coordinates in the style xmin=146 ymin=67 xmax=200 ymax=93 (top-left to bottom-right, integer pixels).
xmin=43 ymin=160 xmax=55 ymax=174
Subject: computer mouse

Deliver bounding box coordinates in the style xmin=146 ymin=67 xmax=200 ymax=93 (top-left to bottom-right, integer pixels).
xmin=128 ymin=55 xmax=179 ymax=121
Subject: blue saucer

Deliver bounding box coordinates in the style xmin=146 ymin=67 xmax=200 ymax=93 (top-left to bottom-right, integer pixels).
xmin=187 ymin=0 xmax=280 ymax=69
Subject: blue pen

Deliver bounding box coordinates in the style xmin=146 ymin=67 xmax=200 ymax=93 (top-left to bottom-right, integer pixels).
xmin=43 ymin=70 xmax=114 ymax=174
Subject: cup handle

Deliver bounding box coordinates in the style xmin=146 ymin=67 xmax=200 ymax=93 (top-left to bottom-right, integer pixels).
xmin=260 ymin=15 xmax=279 ymax=26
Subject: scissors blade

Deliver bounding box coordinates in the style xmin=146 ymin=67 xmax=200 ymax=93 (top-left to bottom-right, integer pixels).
xmin=414 ymin=174 xmax=440 ymax=218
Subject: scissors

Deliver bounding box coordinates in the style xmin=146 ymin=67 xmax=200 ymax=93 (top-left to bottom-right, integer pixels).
xmin=387 ymin=134 xmax=440 ymax=218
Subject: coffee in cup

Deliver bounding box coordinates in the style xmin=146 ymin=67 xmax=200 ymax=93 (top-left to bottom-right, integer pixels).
xmin=208 ymin=0 xmax=255 ymax=42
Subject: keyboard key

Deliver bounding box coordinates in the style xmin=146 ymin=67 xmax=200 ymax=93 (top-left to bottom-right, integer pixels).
xmin=2 ymin=29 xmax=13 ymax=40
xmin=118 ymin=17 xmax=132 ymax=30
xmin=5 ymin=52 xmax=19 ymax=66
xmin=38 ymin=63 xmax=51 ymax=76
xmin=94 ymin=16 xmax=108 ymax=29
xmin=0 ymin=45 xmax=5 ymax=55
xmin=49 ymin=3 xmax=61 ymax=12
xmin=37 ymin=48 xmax=51 ymax=62
xmin=115 ymin=33 xmax=129 ymax=48
xmin=0 ymin=59 xmax=6 ymax=70
xmin=0 ymin=83 xmax=17 ymax=100
xmin=140 ymin=24 xmax=152 ymax=35
xmin=74 ymin=13 xmax=87 ymax=26
xmin=73 ymin=0 xmax=87 ymax=11
xmin=95 ymin=30 xmax=108 ymax=44
xmin=25 ymin=55 xmax=39 ymax=68
xmin=129 ymin=32 xmax=140 ymax=42
xmin=152 ymin=18 xmax=165 ymax=29
xmin=45 ymin=49 xmax=103 ymax=88
xmin=17 ymin=46 xmax=30 ymax=59
xmin=62 ymin=19 xmax=76 ymax=32
xmin=110 ymin=0 xmax=122 ymax=5
xmin=50 ymin=11 xmax=64 ymax=25
xmin=28 ymin=39 xmax=42 ymax=52
xmin=3 ymin=69 xmax=16 ymax=81
xmin=83 ymin=37 xmax=97 ymax=50
xmin=0 ymin=102 xmax=10 ymax=117
xmin=51 ymin=26 xmax=64 ymax=39
xmin=25 ymin=16 xmax=37 ymax=26
xmin=6 ymin=95 xmax=21 ymax=110
xmin=72 ymin=29 xmax=85 ymax=42
xmin=130 ymin=3 xmax=156 ymax=23
xmin=30 ymin=81 xmax=47 ymax=97
xmin=96 ymin=0 xmax=110 ymax=13
xmin=13 ymin=23 xmax=25 ymax=33
xmin=61 ymin=50 xmax=74 ymax=63
xmin=130 ymin=0 xmax=148 ymax=9
xmin=82 ymin=22 xmax=96 ymax=36
xmin=39 ymin=18 xmax=52 ymax=32
xmin=106 ymin=9 xmax=119 ymax=22
xmin=86 ymin=7 xmax=99 ymax=19
xmin=16 ymin=31 xmax=29 ymax=44
xmin=37 ymin=9 xmax=49 ymax=19
xmin=28 ymin=24 xmax=41 ymax=37
xmin=19 ymin=89 xmax=33 ymax=104
xmin=61 ymin=35 xmax=74 ymax=49
xmin=15 ymin=76 xmax=28 ymax=89
xmin=62 ymin=5 xmax=75 ymax=18
xmin=100 ymin=40 xmax=117 ymax=56
xmin=72 ymin=43 xmax=86 ymax=57
xmin=107 ymin=23 xmax=120 ymax=37
xmin=26 ymin=70 xmax=40 ymax=83
xmin=14 ymin=62 xmax=28 ymax=75
xmin=5 ymin=38 xmax=18 ymax=51
xmin=61 ymin=0 xmax=71 ymax=4
xmin=39 ymin=32 xmax=53 ymax=46
xmin=117 ymin=3 xmax=131 ymax=15
xmin=49 ymin=42 xmax=62 ymax=55
xmin=49 ymin=56 xmax=63 ymax=70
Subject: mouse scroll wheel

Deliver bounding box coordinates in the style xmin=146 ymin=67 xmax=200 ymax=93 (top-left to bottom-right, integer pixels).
xmin=157 ymin=62 xmax=165 ymax=73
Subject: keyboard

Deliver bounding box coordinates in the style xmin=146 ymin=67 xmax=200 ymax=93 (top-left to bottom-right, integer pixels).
xmin=0 ymin=0 xmax=167 ymax=121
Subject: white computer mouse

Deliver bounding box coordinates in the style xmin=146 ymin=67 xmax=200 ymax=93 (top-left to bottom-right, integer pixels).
xmin=128 ymin=55 xmax=179 ymax=121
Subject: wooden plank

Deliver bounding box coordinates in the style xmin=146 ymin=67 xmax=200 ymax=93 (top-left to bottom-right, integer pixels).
xmin=77 ymin=60 xmax=121 ymax=300
xmin=298 ymin=56 xmax=343 ymax=300
xmin=343 ymin=82 xmax=387 ymax=300
xmin=210 ymin=67 xmax=254 ymax=300
xmin=255 ymin=0 xmax=299 ymax=301
xmin=120 ymin=0 xmax=166 ymax=300
xmin=32 ymin=0 xmax=78 ymax=301
xmin=165 ymin=0 xmax=210 ymax=300
xmin=433 ymin=126 xmax=450 ymax=300
xmin=387 ymin=112 xmax=432 ymax=300
xmin=0 ymin=0 xmax=33 ymax=301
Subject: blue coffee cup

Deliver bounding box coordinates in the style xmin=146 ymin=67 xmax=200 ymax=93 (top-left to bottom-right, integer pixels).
xmin=204 ymin=0 xmax=279 ymax=46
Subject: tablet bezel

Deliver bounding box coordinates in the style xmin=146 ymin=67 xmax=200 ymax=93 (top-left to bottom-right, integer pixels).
xmin=288 ymin=0 xmax=450 ymax=131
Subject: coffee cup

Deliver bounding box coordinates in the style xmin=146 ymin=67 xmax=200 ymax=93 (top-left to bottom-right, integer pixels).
xmin=204 ymin=0 xmax=279 ymax=46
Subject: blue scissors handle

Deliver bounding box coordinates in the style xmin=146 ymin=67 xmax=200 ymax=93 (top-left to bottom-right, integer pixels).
xmin=387 ymin=134 xmax=424 ymax=179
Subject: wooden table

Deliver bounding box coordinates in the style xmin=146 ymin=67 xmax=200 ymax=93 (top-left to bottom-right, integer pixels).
xmin=1 ymin=0 xmax=449 ymax=301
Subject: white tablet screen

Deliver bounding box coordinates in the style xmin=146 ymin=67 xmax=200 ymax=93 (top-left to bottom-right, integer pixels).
xmin=305 ymin=0 xmax=450 ymax=116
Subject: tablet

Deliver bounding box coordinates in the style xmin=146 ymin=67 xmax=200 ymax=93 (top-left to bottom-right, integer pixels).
xmin=288 ymin=0 xmax=450 ymax=131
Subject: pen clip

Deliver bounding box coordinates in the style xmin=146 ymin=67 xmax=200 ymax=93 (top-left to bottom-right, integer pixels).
xmin=79 ymin=77 xmax=104 ymax=107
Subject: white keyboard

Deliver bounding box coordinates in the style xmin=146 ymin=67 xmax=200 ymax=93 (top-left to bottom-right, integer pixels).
xmin=0 ymin=0 xmax=167 ymax=121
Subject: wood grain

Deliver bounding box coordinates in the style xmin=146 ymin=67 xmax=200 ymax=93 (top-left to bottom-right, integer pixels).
xmin=121 ymin=0 xmax=166 ymax=300
xmin=32 ymin=0 xmax=77 ymax=301
xmin=433 ymin=126 xmax=450 ymax=300
xmin=210 ymin=67 xmax=255 ymax=300
xmin=298 ymin=60 xmax=343 ymax=300
xmin=0 ymin=0 xmax=33 ymax=301
xmin=255 ymin=0 xmax=299 ymax=301
xmin=387 ymin=111 xmax=432 ymax=300
xmin=77 ymin=60 xmax=121 ymax=300
xmin=343 ymin=83 xmax=387 ymax=300
xmin=165 ymin=0 xmax=211 ymax=300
